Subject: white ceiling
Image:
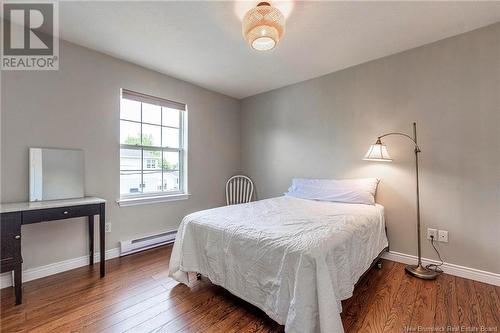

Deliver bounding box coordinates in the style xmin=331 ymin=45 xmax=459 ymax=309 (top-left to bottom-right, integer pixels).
xmin=59 ymin=1 xmax=500 ymax=99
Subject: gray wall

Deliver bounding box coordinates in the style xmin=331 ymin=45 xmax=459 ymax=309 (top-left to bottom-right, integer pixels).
xmin=241 ymin=24 xmax=500 ymax=274
xmin=1 ymin=40 xmax=241 ymax=270
xmin=2 ymin=24 xmax=499 ymax=276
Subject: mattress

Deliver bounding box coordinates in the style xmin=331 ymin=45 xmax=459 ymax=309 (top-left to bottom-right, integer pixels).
xmin=168 ymin=196 xmax=388 ymax=333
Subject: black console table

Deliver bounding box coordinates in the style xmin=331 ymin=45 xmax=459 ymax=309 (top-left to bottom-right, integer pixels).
xmin=0 ymin=197 xmax=106 ymax=305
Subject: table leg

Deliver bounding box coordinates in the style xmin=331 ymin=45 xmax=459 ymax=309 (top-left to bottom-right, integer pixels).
xmin=99 ymin=203 xmax=105 ymax=277
xmin=14 ymin=263 xmax=22 ymax=305
xmin=88 ymin=215 xmax=94 ymax=266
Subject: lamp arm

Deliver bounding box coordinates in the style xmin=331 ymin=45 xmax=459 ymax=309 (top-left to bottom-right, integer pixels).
xmin=378 ymin=132 xmax=421 ymax=152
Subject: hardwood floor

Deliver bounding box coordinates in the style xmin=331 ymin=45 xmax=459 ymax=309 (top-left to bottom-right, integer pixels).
xmin=1 ymin=245 xmax=499 ymax=332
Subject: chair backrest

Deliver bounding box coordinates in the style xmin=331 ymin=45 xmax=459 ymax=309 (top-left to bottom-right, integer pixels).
xmin=226 ymin=175 xmax=254 ymax=205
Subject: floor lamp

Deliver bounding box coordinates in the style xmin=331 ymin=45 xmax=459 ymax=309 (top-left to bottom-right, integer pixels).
xmin=363 ymin=122 xmax=438 ymax=280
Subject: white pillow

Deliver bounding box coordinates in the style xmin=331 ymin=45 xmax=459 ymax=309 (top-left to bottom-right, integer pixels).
xmin=285 ymin=178 xmax=380 ymax=205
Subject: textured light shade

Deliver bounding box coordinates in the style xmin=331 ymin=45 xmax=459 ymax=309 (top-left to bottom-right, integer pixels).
xmin=242 ymin=2 xmax=285 ymax=51
xmin=363 ymin=141 xmax=392 ymax=162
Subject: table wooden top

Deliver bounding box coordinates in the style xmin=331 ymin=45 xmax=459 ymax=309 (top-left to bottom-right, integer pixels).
xmin=0 ymin=197 xmax=106 ymax=213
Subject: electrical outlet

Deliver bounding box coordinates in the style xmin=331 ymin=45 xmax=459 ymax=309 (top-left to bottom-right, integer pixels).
xmin=105 ymin=223 xmax=111 ymax=233
xmin=427 ymin=228 xmax=438 ymax=240
xmin=438 ymin=230 xmax=448 ymax=243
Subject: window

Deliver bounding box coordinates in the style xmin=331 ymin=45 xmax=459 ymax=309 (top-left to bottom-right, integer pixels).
xmin=146 ymin=159 xmax=156 ymax=169
xmin=119 ymin=89 xmax=187 ymax=203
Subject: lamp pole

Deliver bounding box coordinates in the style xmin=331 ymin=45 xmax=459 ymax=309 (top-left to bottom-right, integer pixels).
xmin=413 ymin=122 xmax=422 ymax=267
xmin=376 ymin=122 xmax=437 ymax=279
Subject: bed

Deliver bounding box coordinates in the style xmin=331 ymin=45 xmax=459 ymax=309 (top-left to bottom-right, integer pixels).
xmin=169 ymin=194 xmax=388 ymax=333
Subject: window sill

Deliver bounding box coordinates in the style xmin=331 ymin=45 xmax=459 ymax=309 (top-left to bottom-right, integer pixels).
xmin=117 ymin=193 xmax=190 ymax=207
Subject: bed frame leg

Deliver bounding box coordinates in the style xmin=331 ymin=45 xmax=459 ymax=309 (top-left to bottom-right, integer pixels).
xmin=196 ymin=273 xmax=202 ymax=280
xmin=376 ymin=260 xmax=383 ymax=269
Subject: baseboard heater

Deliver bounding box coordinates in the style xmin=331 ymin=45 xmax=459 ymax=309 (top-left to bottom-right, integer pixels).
xmin=120 ymin=230 xmax=177 ymax=256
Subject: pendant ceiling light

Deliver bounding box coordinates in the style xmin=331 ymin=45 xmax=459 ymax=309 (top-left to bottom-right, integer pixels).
xmin=242 ymin=2 xmax=285 ymax=51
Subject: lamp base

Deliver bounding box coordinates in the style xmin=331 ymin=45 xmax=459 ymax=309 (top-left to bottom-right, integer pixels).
xmin=405 ymin=264 xmax=439 ymax=280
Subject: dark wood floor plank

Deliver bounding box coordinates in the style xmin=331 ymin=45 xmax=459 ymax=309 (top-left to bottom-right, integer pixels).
xmin=166 ymin=289 xmax=240 ymax=332
xmin=1 ymin=245 xmax=498 ymax=333
xmin=434 ymin=274 xmax=459 ymax=329
xmin=31 ymin=284 xmax=168 ymax=332
xmin=355 ymin=261 xmax=405 ymax=333
xmin=2 ymin=269 xmax=167 ymax=331
xmin=92 ymin=282 xmax=212 ymax=332
xmin=409 ymin=278 xmax=437 ymax=330
xmin=203 ymin=307 xmax=258 ymax=333
xmin=382 ymin=270 xmax=419 ymax=332
xmin=127 ymin=284 xmax=227 ymax=332
xmin=237 ymin=315 xmax=284 ymax=333
xmin=473 ymin=281 xmax=500 ymax=328
xmin=14 ymin=245 xmax=170 ymax=301
xmin=151 ymin=295 xmax=230 ymax=332
xmin=342 ymin=260 xmax=396 ymax=332
xmin=456 ymin=277 xmax=485 ymax=329
xmin=1 ymin=247 xmax=170 ymax=318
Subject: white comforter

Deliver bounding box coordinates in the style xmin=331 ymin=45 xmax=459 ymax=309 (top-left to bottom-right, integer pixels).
xmin=168 ymin=196 xmax=388 ymax=333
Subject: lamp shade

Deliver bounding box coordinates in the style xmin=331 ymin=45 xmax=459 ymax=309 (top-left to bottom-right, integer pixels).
xmin=242 ymin=2 xmax=285 ymax=51
xmin=363 ymin=140 xmax=392 ymax=162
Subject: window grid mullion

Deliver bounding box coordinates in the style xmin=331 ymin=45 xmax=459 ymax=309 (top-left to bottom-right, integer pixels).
xmin=179 ymin=111 xmax=183 ymax=191
xmin=140 ymin=102 xmax=144 ymax=193
xmin=120 ymin=144 xmax=181 ymax=153
xmin=121 ymin=144 xmax=168 ymax=151
xmin=119 ymin=118 xmax=179 ymax=130
xmin=161 ymin=107 xmax=164 ymax=192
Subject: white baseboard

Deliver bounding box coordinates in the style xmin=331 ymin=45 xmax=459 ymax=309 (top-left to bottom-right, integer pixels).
xmin=3 ymin=248 xmax=498 ymax=289
xmin=0 ymin=248 xmax=120 ymax=289
xmin=382 ymin=250 xmax=500 ymax=287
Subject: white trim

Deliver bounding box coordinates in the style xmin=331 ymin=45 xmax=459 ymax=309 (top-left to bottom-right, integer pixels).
xmin=0 ymin=248 xmax=120 ymax=289
xmin=382 ymin=250 xmax=500 ymax=286
xmin=4 ymin=247 xmax=497 ymax=290
xmin=117 ymin=193 xmax=190 ymax=207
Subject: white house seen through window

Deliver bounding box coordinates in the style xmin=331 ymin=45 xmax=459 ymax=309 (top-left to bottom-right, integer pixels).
xmin=146 ymin=159 xmax=156 ymax=169
xmin=120 ymin=89 xmax=187 ymax=198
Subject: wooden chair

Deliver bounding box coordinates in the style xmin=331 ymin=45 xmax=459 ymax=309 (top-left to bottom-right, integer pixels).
xmin=225 ymin=175 xmax=254 ymax=205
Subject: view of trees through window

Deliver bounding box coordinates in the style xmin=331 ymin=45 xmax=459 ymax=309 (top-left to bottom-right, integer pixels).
xmin=123 ymin=134 xmax=178 ymax=171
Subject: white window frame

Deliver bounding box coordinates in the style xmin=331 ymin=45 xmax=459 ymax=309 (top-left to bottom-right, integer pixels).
xmin=118 ymin=89 xmax=189 ymax=206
